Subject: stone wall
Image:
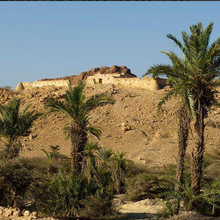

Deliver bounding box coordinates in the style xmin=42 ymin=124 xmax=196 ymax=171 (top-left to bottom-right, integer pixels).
xmin=16 ymin=80 xmax=70 ymax=90
xmin=86 ymin=73 xmax=167 ymax=91
xmin=22 ymin=82 xmax=33 ymax=90
xmin=32 ymin=80 xmax=70 ymax=88
xmin=17 ymin=74 xmax=166 ymax=91
xmin=86 ymin=73 xmax=121 ymax=85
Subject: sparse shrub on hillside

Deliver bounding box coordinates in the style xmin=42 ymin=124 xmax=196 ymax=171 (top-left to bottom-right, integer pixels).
xmin=0 ymin=86 xmax=12 ymax=91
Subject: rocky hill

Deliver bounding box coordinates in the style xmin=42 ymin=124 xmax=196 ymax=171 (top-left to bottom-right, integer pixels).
xmin=1 ymin=83 xmax=220 ymax=172
xmin=40 ymin=65 xmax=136 ymax=85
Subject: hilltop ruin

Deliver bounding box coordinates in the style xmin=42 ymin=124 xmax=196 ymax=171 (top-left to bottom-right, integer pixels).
xmin=15 ymin=65 xmax=167 ymax=91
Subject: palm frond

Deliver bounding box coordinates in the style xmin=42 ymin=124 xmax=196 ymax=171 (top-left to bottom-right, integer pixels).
xmin=167 ymin=34 xmax=185 ymax=52
xmin=144 ymin=64 xmax=176 ymax=78
xmin=157 ymin=90 xmax=175 ymax=115
xmin=87 ymin=125 xmax=102 ymax=139
xmin=44 ymin=97 xmax=72 ymax=118
xmin=83 ymin=93 xmax=114 ymax=114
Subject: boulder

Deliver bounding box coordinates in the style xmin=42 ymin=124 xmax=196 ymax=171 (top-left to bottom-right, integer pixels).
xmin=23 ymin=210 xmax=30 ymax=217
xmin=15 ymin=82 xmax=25 ymax=91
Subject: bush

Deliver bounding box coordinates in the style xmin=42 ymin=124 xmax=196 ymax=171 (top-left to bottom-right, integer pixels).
xmin=0 ymin=158 xmax=34 ymax=208
xmin=34 ymin=172 xmax=88 ymax=217
xmin=191 ymin=181 xmax=220 ymax=216
xmin=125 ymin=173 xmax=174 ymax=201
xmin=80 ymin=189 xmax=115 ymax=218
xmin=32 ymin=170 xmax=116 ymax=218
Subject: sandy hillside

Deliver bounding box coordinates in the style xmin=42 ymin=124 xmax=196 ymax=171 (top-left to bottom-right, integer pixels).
xmin=1 ymin=83 xmax=220 ymax=168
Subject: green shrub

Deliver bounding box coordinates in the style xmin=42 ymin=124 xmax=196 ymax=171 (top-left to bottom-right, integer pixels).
xmin=125 ymin=173 xmax=174 ymax=201
xmin=192 ymin=181 xmax=220 ymax=216
xmin=34 ymin=172 xmax=88 ymax=217
xmin=157 ymin=199 xmax=179 ymax=219
xmin=0 ymin=158 xmax=34 ymax=208
xmin=157 ymin=177 xmax=220 ymax=218
xmin=80 ymin=189 xmax=115 ymax=218
xmin=33 ymin=170 xmax=116 ymax=218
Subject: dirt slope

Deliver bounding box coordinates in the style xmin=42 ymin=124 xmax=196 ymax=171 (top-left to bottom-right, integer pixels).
xmin=1 ymin=84 xmax=220 ymax=168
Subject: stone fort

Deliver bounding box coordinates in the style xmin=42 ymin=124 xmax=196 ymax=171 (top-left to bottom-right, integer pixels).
xmin=15 ymin=72 xmax=167 ymax=91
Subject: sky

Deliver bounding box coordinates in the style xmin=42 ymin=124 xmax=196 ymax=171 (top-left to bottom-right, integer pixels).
xmin=1 ymin=2 xmax=220 ymax=88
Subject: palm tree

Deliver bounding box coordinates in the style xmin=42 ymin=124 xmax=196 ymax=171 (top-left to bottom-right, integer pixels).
xmin=0 ymin=98 xmax=40 ymax=158
xmin=44 ymin=81 xmax=114 ymax=173
xmin=97 ymin=148 xmax=114 ymax=171
xmin=147 ymin=22 xmax=220 ymax=198
xmin=84 ymin=142 xmax=103 ymax=187
xmin=167 ymin=22 xmax=220 ymax=196
xmin=42 ymin=149 xmax=55 ymax=175
xmin=145 ymin=50 xmax=194 ymax=214
xmin=112 ymin=151 xmax=132 ymax=194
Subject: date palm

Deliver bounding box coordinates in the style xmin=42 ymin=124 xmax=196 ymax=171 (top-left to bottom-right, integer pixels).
xmin=112 ymin=151 xmax=132 ymax=194
xmin=0 ymin=98 xmax=40 ymax=158
xmin=44 ymin=81 xmax=114 ymax=173
xmin=85 ymin=142 xmax=103 ymax=187
xmin=97 ymin=148 xmax=114 ymax=171
xmin=166 ymin=22 xmax=220 ymax=197
xmin=145 ymin=53 xmax=193 ymax=205
xmin=147 ymin=22 xmax=220 ymax=199
xmin=42 ymin=149 xmax=55 ymax=175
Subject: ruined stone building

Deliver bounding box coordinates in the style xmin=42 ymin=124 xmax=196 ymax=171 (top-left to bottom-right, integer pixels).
xmin=86 ymin=72 xmax=167 ymax=91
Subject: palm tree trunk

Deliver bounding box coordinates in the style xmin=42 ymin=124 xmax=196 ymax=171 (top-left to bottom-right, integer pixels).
xmin=175 ymin=106 xmax=189 ymax=214
xmin=116 ymin=178 xmax=122 ymax=194
xmin=70 ymin=125 xmax=88 ymax=174
xmin=176 ymin=106 xmax=189 ymax=189
xmin=116 ymin=169 xmax=123 ymax=194
xmin=91 ymin=165 xmax=104 ymax=188
xmin=191 ymin=100 xmax=205 ymax=196
xmin=6 ymin=140 xmax=20 ymax=159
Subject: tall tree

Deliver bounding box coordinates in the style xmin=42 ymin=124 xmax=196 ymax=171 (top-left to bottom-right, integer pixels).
xmin=147 ymin=22 xmax=220 ymax=198
xmin=0 ymin=98 xmax=40 ymax=158
xmin=145 ymin=65 xmax=193 ymax=213
xmin=44 ymin=81 xmax=114 ymax=173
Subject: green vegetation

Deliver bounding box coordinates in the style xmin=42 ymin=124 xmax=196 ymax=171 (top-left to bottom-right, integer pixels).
xmin=44 ymin=81 xmax=114 ymax=173
xmin=0 ymin=98 xmax=40 ymax=159
xmin=146 ymin=21 xmax=220 ymax=214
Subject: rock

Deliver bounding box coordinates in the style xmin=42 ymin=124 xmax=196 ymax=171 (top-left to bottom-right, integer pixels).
xmin=144 ymin=198 xmax=154 ymax=206
xmin=3 ymin=209 xmax=12 ymax=217
xmin=13 ymin=210 xmax=21 ymax=217
xmin=15 ymin=82 xmax=25 ymax=91
xmin=23 ymin=210 xmax=30 ymax=217
xmin=31 ymin=211 xmax=37 ymax=217
xmin=29 ymin=134 xmax=37 ymax=140
xmin=121 ymin=122 xmax=132 ymax=133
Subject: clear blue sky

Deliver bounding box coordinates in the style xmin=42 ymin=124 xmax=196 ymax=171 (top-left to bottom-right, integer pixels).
xmin=1 ymin=2 xmax=220 ymax=88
